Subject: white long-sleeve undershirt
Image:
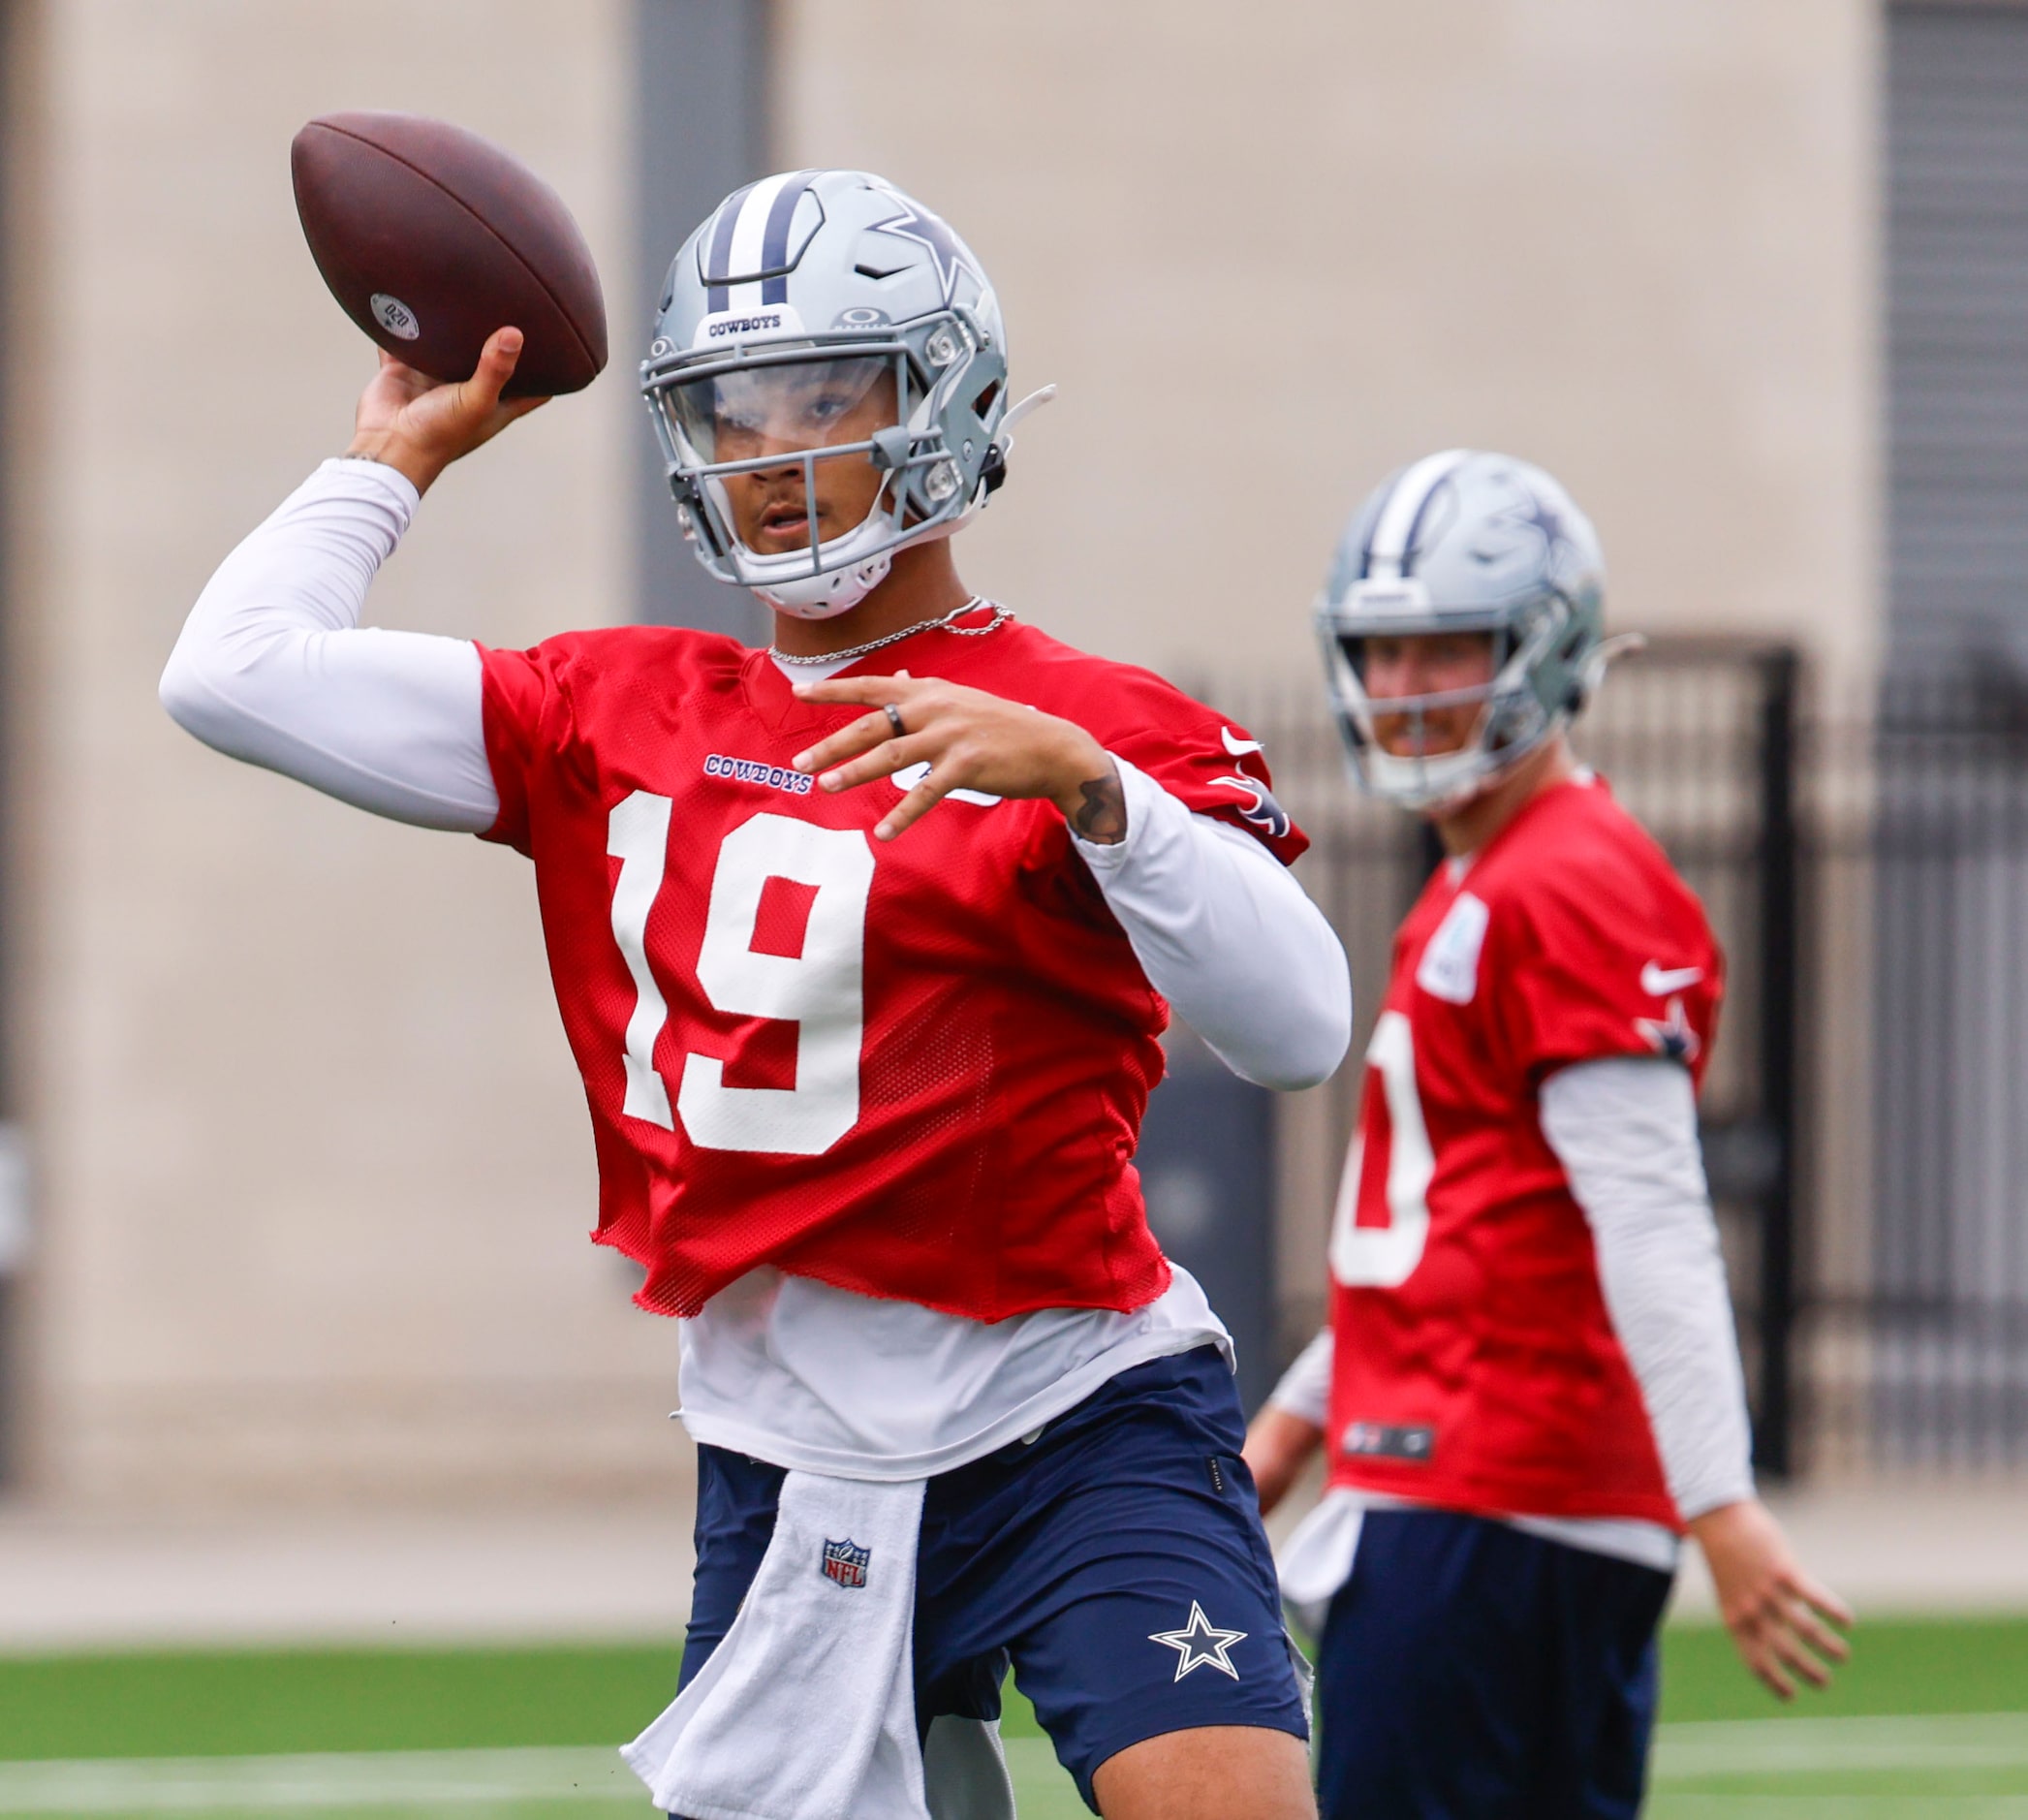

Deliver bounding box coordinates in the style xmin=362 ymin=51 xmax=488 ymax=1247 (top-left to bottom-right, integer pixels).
xmin=161 ymin=461 xmax=494 ymax=831
xmin=162 ymin=458 xmax=1349 ymax=1092
xmin=1540 ymin=1055 xmax=1756 ymax=1522
xmin=1268 ymin=1055 xmax=1755 ymax=1539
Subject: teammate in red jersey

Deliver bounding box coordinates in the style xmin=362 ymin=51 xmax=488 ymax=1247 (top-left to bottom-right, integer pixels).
xmin=165 ymin=171 xmax=1347 ymax=1820
xmin=1243 ymin=452 xmax=1849 ymax=1818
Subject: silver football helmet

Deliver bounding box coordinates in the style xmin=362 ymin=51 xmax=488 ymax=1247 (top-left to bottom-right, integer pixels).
xmin=640 ymin=169 xmax=1035 ymax=617
xmin=1314 ymin=450 xmax=1608 ymax=810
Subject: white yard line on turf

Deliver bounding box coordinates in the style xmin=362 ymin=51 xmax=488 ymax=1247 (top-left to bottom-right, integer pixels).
xmin=1653 ymin=1710 xmax=2028 ymax=1778
xmin=1654 ymin=1802 xmax=2028 ymax=1818
xmin=0 ymin=1742 xmax=1082 ymax=1816
xmin=7 ymin=1719 xmax=2025 ymax=1815
xmin=0 ymin=1747 xmax=640 ymax=1812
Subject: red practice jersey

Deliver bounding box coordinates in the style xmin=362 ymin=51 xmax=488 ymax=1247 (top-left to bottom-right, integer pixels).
xmin=1324 ymin=774 xmax=1722 ymax=1528
xmin=477 ymin=609 xmax=1305 ymax=1322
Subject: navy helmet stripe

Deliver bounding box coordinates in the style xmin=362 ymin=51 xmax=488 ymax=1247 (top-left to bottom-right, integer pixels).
xmin=1364 ymin=450 xmax=1474 ymax=581
xmin=702 ymin=182 xmax=755 ymax=312
xmin=760 ymin=171 xmax=817 ymax=305
xmin=1398 ymin=473 xmax=1454 ymax=579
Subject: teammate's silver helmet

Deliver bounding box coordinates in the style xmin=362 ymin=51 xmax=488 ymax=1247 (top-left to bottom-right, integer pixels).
xmin=640 ymin=170 xmax=1016 ymax=617
xmin=1315 ymin=450 xmax=1607 ymax=810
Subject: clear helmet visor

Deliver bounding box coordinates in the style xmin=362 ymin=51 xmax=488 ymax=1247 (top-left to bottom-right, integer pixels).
xmin=665 ymin=355 xmax=898 ymax=464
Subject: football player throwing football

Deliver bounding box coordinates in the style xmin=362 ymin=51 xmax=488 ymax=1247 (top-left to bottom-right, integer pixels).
xmin=1243 ymin=452 xmax=1849 ymax=1819
xmin=164 ymin=171 xmax=1348 ymax=1820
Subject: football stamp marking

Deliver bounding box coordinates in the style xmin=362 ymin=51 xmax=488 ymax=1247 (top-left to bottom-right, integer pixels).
xmin=369 ymin=293 xmax=421 ymax=340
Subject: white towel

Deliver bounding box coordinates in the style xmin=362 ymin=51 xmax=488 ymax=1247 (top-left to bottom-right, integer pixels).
xmin=623 ymin=1470 xmax=970 ymax=1820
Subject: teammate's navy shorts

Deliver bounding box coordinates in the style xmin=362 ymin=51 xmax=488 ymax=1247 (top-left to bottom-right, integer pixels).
xmin=1314 ymin=1506 xmax=1673 ymax=1820
xmin=680 ymin=1345 xmax=1307 ymax=1812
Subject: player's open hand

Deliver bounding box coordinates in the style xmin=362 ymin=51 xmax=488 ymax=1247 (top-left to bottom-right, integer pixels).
xmin=1690 ymin=1498 xmax=1853 ymax=1700
xmin=346 ymin=327 xmax=549 ymax=495
xmin=790 ymin=672 xmax=1126 ymax=844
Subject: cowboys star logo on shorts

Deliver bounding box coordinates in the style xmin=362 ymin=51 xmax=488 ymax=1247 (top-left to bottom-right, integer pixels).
xmin=1147 ymin=1601 xmax=1248 ymax=1681
xmin=821 ymin=1537 xmax=871 ymax=1589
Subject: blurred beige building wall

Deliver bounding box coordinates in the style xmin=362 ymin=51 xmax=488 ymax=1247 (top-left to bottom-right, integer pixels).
xmin=780 ymin=0 xmax=1882 ymax=700
xmin=5 ymin=0 xmax=690 ymax=1506
xmin=0 ymin=1 xmax=1884 ymax=1503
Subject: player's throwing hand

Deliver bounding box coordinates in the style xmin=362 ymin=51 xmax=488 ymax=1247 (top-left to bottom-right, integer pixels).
xmin=346 ymin=327 xmax=549 ymax=496
xmin=791 ymin=672 xmax=1126 ymax=844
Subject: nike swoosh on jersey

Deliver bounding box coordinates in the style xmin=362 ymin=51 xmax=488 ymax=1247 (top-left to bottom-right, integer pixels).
xmin=1221 ymin=726 xmax=1264 ymax=757
xmin=1640 ymin=961 xmax=1704 ymax=995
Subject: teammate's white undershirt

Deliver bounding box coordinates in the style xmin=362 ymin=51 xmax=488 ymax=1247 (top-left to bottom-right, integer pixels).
xmin=1267 ymin=1054 xmax=1756 ymax=1572
xmin=162 ymin=458 xmax=1353 ymax=1479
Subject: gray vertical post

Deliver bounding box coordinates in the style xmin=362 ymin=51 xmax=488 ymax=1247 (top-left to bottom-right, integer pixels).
xmin=634 ymin=0 xmax=772 ymax=638
xmin=0 ymin=1133 xmax=27 ymax=1488
xmin=1754 ymin=649 xmax=1802 ymax=1478
xmin=1137 ymin=1034 xmax=1278 ymax=1413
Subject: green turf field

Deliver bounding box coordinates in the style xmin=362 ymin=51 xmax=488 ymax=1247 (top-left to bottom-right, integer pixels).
xmin=0 ymin=1616 xmax=2022 ymax=1815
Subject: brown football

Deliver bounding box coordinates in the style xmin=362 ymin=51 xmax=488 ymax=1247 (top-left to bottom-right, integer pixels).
xmin=292 ymin=111 xmax=608 ymax=397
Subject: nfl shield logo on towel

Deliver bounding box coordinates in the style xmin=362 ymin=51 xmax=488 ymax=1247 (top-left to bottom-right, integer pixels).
xmin=821 ymin=1538 xmax=871 ymax=1589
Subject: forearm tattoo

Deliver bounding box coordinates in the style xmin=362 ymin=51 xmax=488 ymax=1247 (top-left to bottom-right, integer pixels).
xmin=1073 ymin=769 xmax=1127 ymax=845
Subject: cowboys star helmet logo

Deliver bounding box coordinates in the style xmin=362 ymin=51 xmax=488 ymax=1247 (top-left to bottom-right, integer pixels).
xmin=1500 ymin=489 xmax=1570 ymax=564
xmin=865 ymin=191 xmax=982 ymax=308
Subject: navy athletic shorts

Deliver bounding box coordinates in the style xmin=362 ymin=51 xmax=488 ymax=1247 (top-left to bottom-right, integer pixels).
xmin=1314 ymin=1506 xmax=1674 ymax=1820
xmin=679 ymin=1344 xmax=1308 ymax=1811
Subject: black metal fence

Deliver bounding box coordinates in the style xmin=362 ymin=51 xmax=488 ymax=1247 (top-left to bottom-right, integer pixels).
xmin=1213 ymin=641 xmax=2028 ymax=1479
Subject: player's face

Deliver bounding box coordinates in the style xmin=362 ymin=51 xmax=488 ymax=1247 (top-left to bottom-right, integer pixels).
xmin=672 ymin=359 xmax=900 ymax=556
xmin=1361 ymin=632 xmax=1496 ymax=757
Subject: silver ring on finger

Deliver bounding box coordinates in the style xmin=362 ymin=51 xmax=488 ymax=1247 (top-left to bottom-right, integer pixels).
xmin=883 ymin=703 xmax=907 ymax=738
